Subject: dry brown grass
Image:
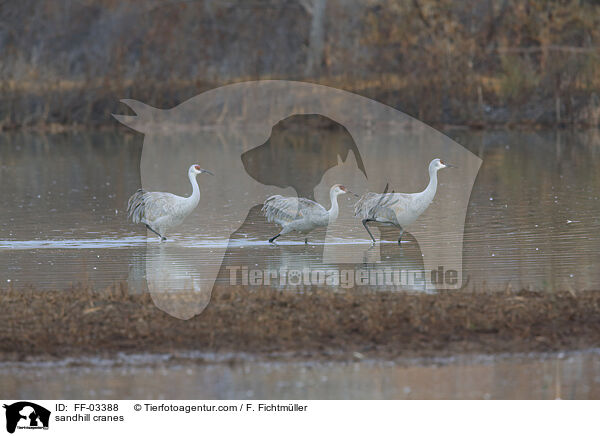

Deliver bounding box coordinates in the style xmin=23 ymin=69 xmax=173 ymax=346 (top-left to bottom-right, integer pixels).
xmin=1 ymin=284 xmax=599 ymax=361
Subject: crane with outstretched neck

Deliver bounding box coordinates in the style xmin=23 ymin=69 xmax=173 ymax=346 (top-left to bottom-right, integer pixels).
xmin=127 ymin=164 xmax=213 ymax=241
xmin=354 ymin=158 xmax=455 ymax=244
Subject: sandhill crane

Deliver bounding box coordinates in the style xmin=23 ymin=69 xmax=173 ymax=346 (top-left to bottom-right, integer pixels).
xmin=354 ymin=158 xmax=455 ymax=244
xmin=262 ymin=184 xmax=355 ymax=243
xmin=127 ymin=164 xmax=213 ymax=241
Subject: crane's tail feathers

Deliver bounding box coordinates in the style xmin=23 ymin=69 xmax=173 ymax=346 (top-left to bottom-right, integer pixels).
xmin=261 ymin=195 xmax=283 ymax=224
xmin=354 ymin=193 xmax=385 ymax=219
xmin=261 ymin=195 xmax=299 ymax=225
xmin=127 ymin=189 xmax=148 ymax=223
xmin=356 ymin=183 xmax=390 ymax=219
xmin=263 ymin=194 xmax=282 ymax=205
xmin=353 ymin=193 xmax=370 ymax=219
xmin=354 ymin=190 xmax=400 ymax=220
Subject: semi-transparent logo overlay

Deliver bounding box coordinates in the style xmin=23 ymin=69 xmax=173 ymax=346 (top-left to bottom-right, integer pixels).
xmin=114 ymin=80 xmax=482 ymax=319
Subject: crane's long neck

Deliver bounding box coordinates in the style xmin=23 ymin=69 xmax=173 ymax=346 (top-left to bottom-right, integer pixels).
xmin=421 ymin=166 xmax=439 ymax=204
xmin=327 ymin=190 xmax=340 ymax=222
xmin=186 ymin=172 xmax=201 ymax=208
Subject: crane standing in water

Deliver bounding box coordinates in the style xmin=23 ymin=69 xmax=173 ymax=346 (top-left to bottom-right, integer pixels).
xmin=127 ymin=164 xmax=213 ymax=241
xmin=354 ymin=158 xmax=455 ymax=244
xmin=262 ymin=184 xmax=355 ymax=244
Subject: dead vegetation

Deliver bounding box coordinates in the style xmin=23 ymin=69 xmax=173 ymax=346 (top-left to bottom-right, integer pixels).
xmin=1 ymin=0 xmax=600 ymax=129
xmin=1 ymin=284 xmax=599 ymax=361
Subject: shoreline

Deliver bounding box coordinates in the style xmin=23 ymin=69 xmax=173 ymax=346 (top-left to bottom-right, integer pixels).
xmin=1 ymin=285 xmax=599 ymax=362
xmin=1 ymin=347 xmax=598 ymax=369
xmin=0 ymin=122 xmax=598 ymax=134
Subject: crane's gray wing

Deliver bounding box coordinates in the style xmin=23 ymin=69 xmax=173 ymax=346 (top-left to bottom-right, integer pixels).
xmin=262 ymin=195 xmax=326 ymax=225
xmin=127 ymin=189 xmax=181 ymax=223
xmin=354 ymin=192 xmax=410 ymax=221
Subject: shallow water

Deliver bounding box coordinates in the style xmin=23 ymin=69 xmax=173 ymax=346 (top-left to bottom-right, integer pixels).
xmin=1 ymin=129 xmax=600 ymax=291
xmin=1 ymin=350 xmax=599 ymax=399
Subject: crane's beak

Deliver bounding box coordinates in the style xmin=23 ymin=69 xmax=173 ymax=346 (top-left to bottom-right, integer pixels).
xmin=200 ymin=169 xmax=214 ymax=176
xmin=444 ymin=163 xmax=457 ymax=168
xmin=347 ymin=189 xmax=360 ymax=197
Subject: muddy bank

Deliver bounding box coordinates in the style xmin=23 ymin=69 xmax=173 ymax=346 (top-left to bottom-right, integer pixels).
xmin=1 ymin=285 xmax=599 ymax=362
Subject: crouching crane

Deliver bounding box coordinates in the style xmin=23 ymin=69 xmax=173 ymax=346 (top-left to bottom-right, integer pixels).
xmin=262 ymin=184 xmax=355 ymax=244
xmin=127 ymin=164 xmax=213 ymax=241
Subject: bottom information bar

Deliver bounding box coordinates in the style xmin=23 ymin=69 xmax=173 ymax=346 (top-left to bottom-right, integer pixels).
xmin=0 ymin=400 xmax=596 ymax=435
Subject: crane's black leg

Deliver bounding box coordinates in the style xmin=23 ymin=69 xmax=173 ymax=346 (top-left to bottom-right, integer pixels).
xmin=362 ymin=219 xmax=376 ymax=243
xmin=305 ymin=238 xmax=308 ymax=244
xmin=269 ymin=234 xmax=281 ymax=243
xmin=396 ymin=226 xmax=404 ymax=244
xmin=146 ymin=224 xmax=163 ymax=239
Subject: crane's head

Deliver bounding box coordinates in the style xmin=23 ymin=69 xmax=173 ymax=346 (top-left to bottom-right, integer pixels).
xmin=331 ymin=184 xmax=359 ymax=197
xmin=190 ymin=164 xmax=214 ymax=176
xmin=431 ymin=158 xmax=456 ymax=171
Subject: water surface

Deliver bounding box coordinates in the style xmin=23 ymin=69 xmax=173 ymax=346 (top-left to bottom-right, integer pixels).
xmin=1 ymin=129 xmax=599 ymax=291
xmin=0 ymin=350 xmax=598 ymax=399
